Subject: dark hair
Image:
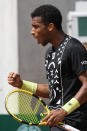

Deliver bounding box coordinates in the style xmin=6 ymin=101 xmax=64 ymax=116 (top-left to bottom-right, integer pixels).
xmin=31 ymin=4 xmax=62 ymax=30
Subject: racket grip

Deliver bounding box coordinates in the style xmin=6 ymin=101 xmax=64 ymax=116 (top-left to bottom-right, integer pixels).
xmin=39 ymin=121 xmax=64 ymax=126
xmin=39 ymin=121 xmax=47 ymax=126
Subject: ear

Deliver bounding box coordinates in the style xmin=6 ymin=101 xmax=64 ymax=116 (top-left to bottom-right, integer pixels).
xmin=48 ymin=23 xmax=55 ymax=31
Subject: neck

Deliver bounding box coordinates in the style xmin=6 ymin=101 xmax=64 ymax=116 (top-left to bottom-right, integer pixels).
xmin=50 ymin=30 xmax=66 ymax=48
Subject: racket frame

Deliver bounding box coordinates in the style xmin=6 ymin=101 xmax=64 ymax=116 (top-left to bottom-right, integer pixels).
xmin=5 ymin=89 xmax=50 ymax=126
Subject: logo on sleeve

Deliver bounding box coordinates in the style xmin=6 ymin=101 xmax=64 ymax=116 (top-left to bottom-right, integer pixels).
xmin=81 ymin=61 xmax=87 ymax=65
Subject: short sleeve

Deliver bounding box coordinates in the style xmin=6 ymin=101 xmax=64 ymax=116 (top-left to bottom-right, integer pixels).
xmin=70 ymin=43 xmax=87 ymax=75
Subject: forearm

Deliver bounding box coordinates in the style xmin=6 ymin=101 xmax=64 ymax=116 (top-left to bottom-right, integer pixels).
xmin=62 ymin=72 xmax=87 ymax=115
xmin=75 ymin=72 xmax=87 ymax=105
xmin=36 ymin=84 xmax=49 ymax=98
xmin=8 ymin=72 xmax=49 ymax=98
xmin=22 ymin=80 xmax=49 ymax=98
xmin=74 ymin=82 xmax=87 ymax=105
xmin=61 ymin=85 xmax=87 ymax=115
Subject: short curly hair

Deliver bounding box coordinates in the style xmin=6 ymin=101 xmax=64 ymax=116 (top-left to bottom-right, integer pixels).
xmin=31 ymin=4 xmax=62 ymax=30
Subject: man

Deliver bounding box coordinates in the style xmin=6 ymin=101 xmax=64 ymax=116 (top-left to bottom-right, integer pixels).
xmin=8 ymin=4 xmax=87 ymax=131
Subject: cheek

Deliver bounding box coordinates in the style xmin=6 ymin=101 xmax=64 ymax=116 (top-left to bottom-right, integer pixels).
xmin=40 ymin=30 xmax=48 ymax=38
xmin=37 ymin=28 xmax=49 ymax=39
xmin=36 ymin=32 xmax=44 ymax=39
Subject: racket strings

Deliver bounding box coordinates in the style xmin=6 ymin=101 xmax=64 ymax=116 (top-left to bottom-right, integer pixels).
xmin=6 ymin=91 xmax=47 ymax=124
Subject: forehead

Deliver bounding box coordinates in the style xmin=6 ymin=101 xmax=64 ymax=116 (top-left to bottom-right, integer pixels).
xmin=32 ymin=16 xmax=43 ymax=25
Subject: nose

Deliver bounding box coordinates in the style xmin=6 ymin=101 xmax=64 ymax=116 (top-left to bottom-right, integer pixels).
xmin=30 ymin=28 xmax=35 ymax=36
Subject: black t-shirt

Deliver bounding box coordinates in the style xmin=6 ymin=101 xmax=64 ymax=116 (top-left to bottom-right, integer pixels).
xmin=45 ymin=35 xmax=87 ymax=130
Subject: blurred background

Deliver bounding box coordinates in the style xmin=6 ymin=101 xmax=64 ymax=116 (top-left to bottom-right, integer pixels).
xmin=0 ymin=0 xmax=87 ymax=130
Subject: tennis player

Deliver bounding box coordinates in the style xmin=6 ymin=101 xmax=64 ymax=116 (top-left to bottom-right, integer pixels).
xmin=8 ymin=4 xmax=87 ymax=131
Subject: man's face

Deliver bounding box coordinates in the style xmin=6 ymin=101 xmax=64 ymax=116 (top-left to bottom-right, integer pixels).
xmin=31 ymin=16 xmax=50 ymax=46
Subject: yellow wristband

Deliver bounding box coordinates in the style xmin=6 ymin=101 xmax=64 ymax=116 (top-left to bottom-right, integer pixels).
xmin=62 ymin=98 xmax=80 ymax=115
xmin=22 ymin=80 xmax=37 ymax=94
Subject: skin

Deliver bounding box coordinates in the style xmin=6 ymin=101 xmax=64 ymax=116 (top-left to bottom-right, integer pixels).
xmin=8 ymin=16 xmax=87 ymax=128
xmin=83 ymin=42 xmax=87 ymax=51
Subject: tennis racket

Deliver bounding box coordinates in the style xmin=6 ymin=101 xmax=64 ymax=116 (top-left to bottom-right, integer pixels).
xmin=5 ymin=89 xmax=64 ymax=126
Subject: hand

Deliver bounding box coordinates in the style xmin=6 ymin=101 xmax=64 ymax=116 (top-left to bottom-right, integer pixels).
xmin=41 ymin=108 xmax=67 ymax=127
xmin=8 ymin=72 xmax=23 ymax=88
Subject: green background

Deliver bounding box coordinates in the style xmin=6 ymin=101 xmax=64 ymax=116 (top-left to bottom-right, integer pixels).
xmin=0 ymin=115 xmax=49 ymax=131
xmin=78 ymin=17 xmax=87 ymax=36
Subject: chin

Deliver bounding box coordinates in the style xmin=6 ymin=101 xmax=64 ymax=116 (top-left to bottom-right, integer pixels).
xmin=42 ymin=43 xmax=47 ymax=46
xmin=37 ymin=39 xmax=48 ymax=46
xmin=41 ymin=41 xmax=48 ymax=46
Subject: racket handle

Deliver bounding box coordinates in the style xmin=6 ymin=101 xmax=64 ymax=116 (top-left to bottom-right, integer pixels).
xmin=39 ymin=121 xmax=64 ymax=126
xmin=39 ymin=121 xmax=47 ymax=126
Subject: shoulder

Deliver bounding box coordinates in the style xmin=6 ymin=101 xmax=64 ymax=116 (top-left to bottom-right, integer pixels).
xmin=62 ymin=36 xmax=87 ymax=61
xmin=66 ymin=36 xmax=85 ymax=53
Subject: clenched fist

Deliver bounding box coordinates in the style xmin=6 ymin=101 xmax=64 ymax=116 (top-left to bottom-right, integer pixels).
xmin=8 ymin=72 xmax=23 ymax=88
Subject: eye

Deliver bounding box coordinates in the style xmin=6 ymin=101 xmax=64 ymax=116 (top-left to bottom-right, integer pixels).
xmin=32 ymin=25 xmax=39 ymax=29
